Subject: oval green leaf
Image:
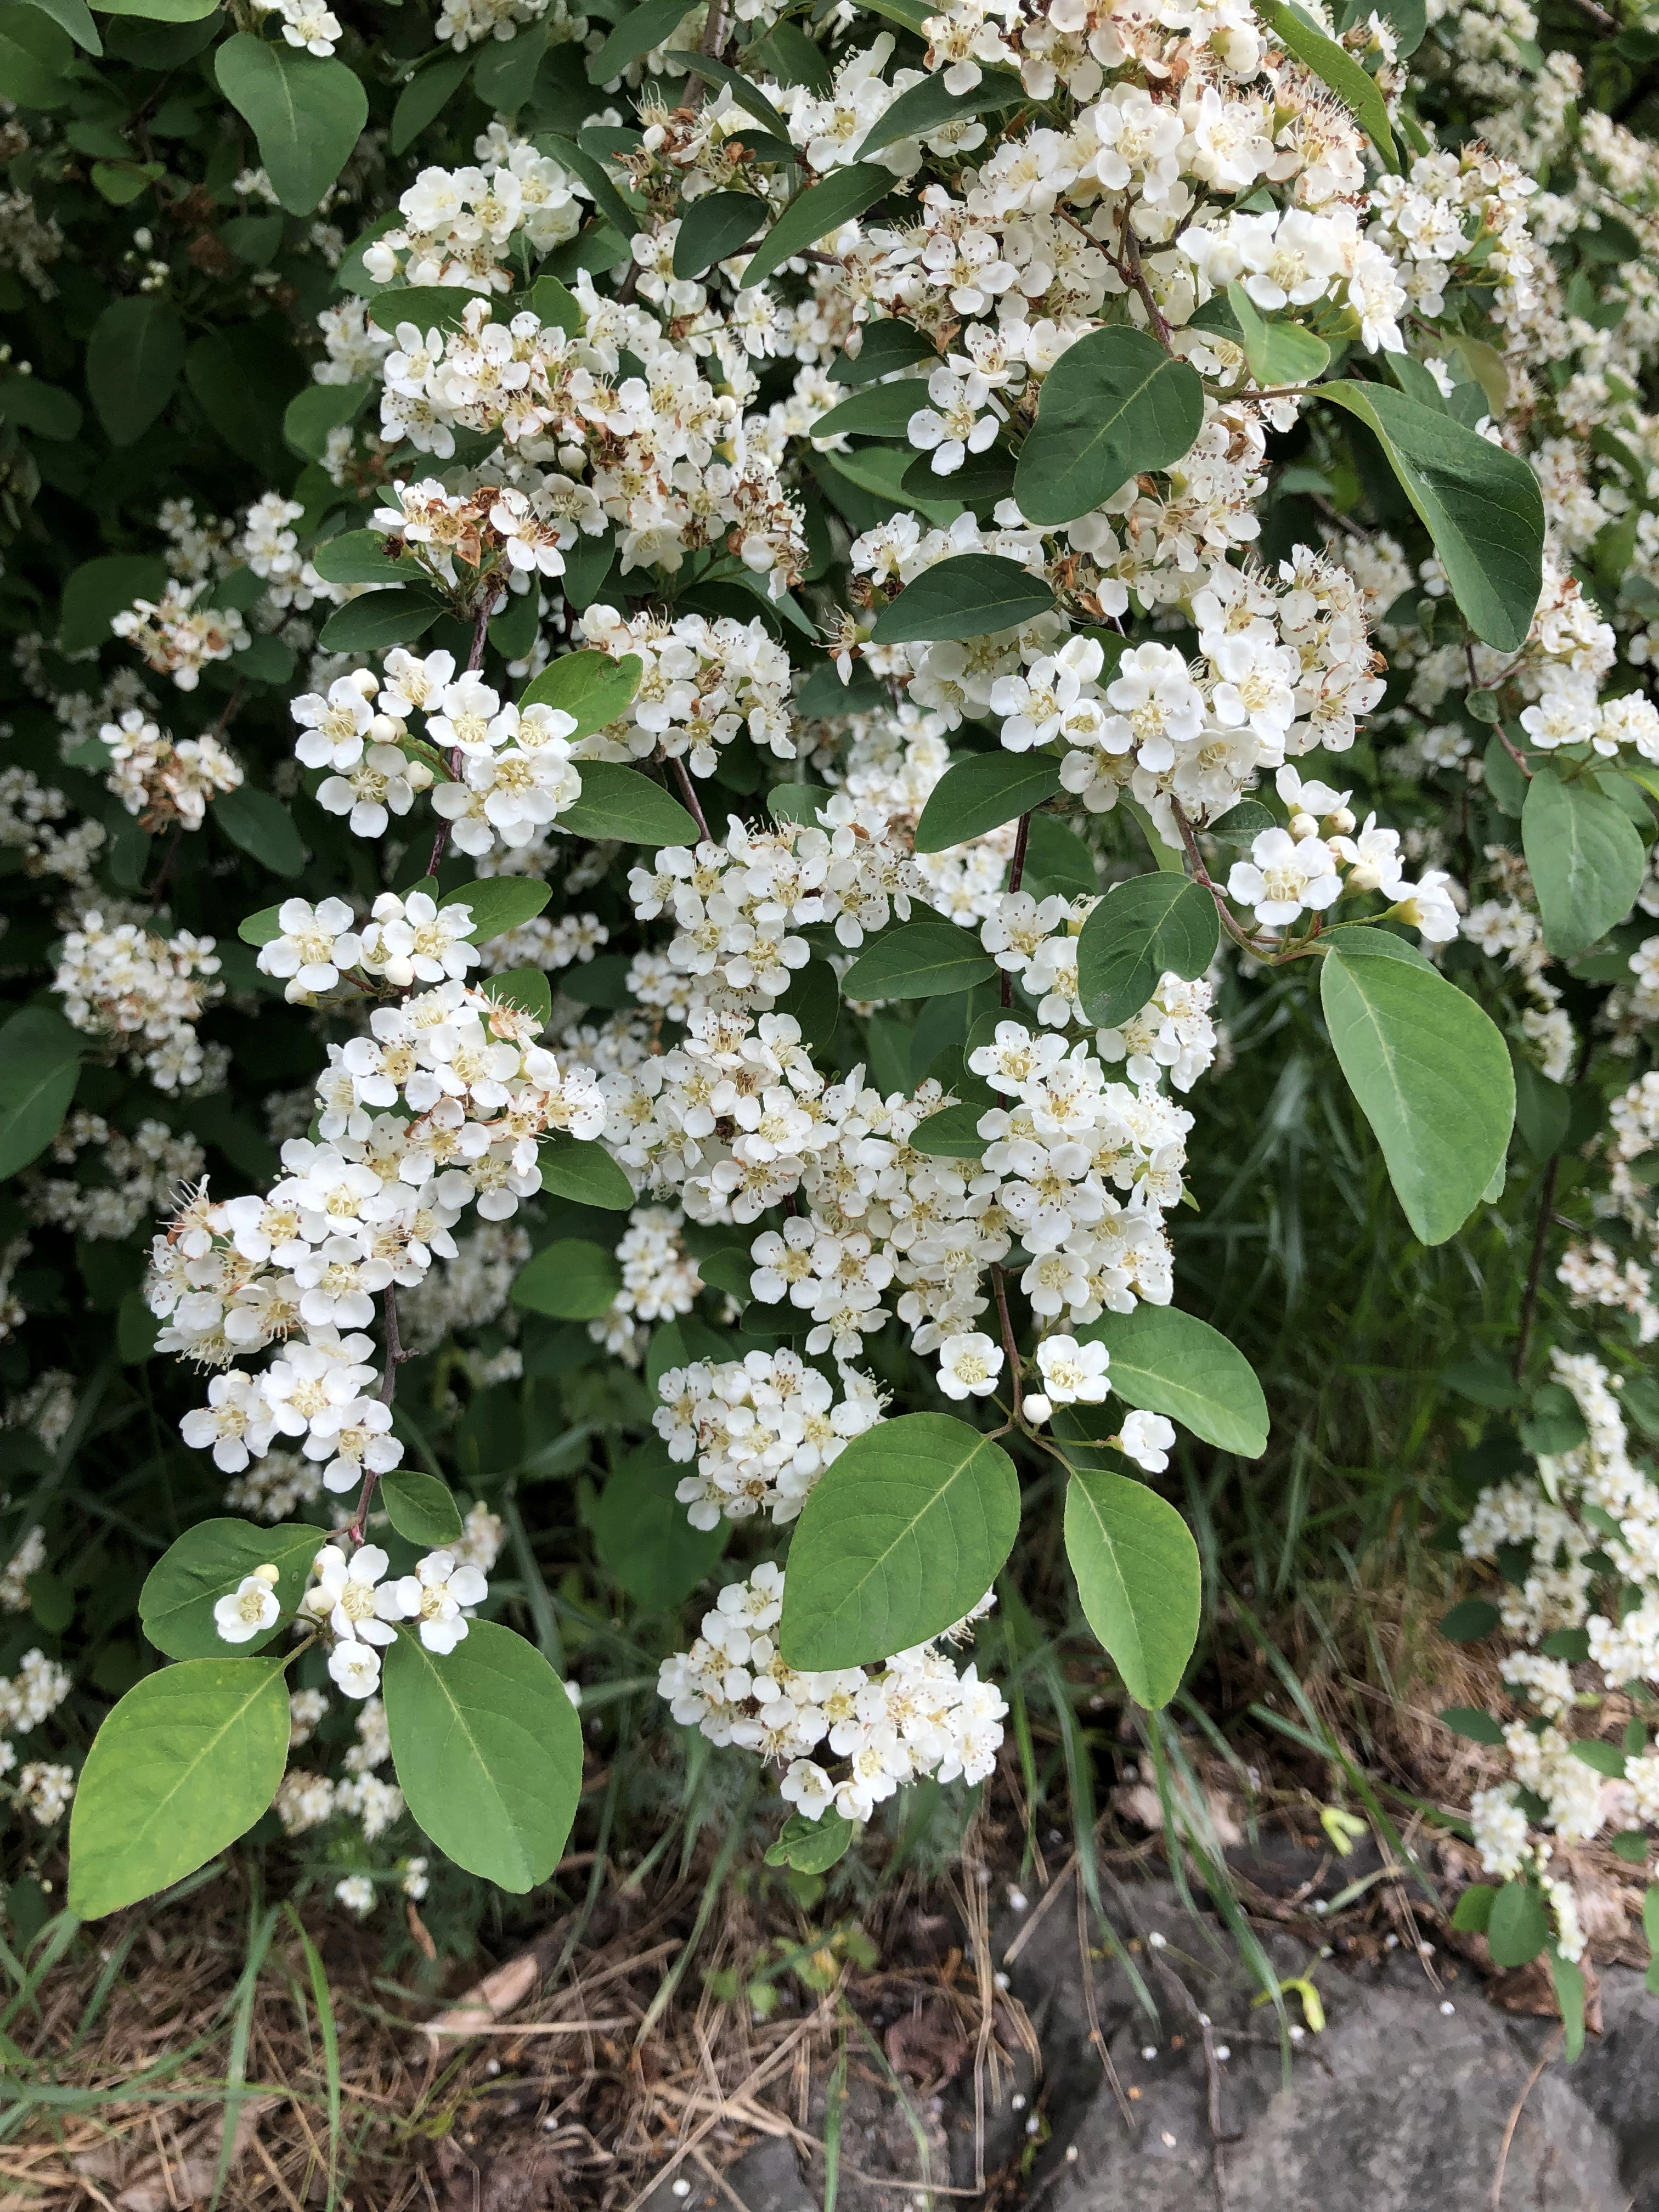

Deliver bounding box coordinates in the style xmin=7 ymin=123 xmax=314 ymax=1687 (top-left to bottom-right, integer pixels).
xmin=511 ymin=1237 xmax=622 ymax=1319
xmin=139 ymin=1519 xmax=328 ymax=1658
xmin=439 ymin=876 xmax=551 ymax=940
xmin=518 ymin=648 xmax=642 ymax=740
xmin=1317 ymin=381 xmax=1544 ymax=652
xmin=740 ymin=163 xmax=893 ymax=292
xmin=673 ymin=189 xmax=767 ymax=277
xmin=382 ymin=1619 xmax=584 ymax=1892
xmin=538 ymin=1131 xmax=634 ymax=1210
xmin=380 ymin=1471 xmax=464 ymax=1548
xmin=86 ymin=295 xmax=184 ymax=447
xmin=1063 ymin=1468 xmax=1200 ymax=1708
xmin=1077 ymin=1303 xmax=1268 ymax=1458
xmin=212 ymin=786 xmax=306 ymax=877
xmin=1014 ymin=327 xmax=1204 ymax=527
xmin=914 ymin=753 xmax=1064 ymax=854
xmin=215 ymin=33 xmax=368 ymax=216
xmin=778 ymin=1412 xmax=1019 ymax=1669
xmin=1076 ymin=874 xmax=1220 ymax=1029
xmin=67 ymin=1656 xmax=290 ymax=1918
xmin=840 ymin=920 xmax=997 ymax=1001
xmin=1319 ymin=943 xmax=1515 ymax=1246
xmin=589 ymin=1441 xmax=729 ymax=1609
xmin=317 ymin=587 xmax=443 ymax=654
xmin=558 ymin=760 xmax=700 ymax=845
xmin=871 ymin=554 xmax=1054 ymax=645
xmin=1522 ymin=764 xmax=1647 ymax=959
xmin=854 ymin=64 xmax=1023 ymax=157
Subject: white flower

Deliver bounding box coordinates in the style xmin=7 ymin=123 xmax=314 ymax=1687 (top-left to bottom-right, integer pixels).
xmin=393 ymin=1549 xmax=489 ymax=1653
xmin=213 ymin=1566 xmax=281 ymax=1644
xmin=939 ymin=1331 xmax=1004 ymax=1400
xmin=1227 ymin=827 xmax=1341 ymax=929
xmin=335 ymin=1872 xmax=377 ymax=1915
xmin=309 ymin=1543 xmax=401 ymax=1645
xmin=1035 ymin=1335 xmax=1110 ymax=1405
xmin=257 ymin=897 xmax=363 ymax=1001
xmin=1119 ymin=1409 xmax=1176 ymax=1472
xmin=328 ymin=1639 xmax=383 ymax=1699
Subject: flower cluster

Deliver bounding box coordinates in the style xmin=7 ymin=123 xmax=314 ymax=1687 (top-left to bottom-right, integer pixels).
xmin=657 ymin=1564 xmax=1006 ymax=1824
xmin=53 ymin=915 xmax=223 ymax=1093
xmin=654 ymin=1348 xmax=885 ymax=1525
xmin=95 ymin=710 xmax=243 ymax=832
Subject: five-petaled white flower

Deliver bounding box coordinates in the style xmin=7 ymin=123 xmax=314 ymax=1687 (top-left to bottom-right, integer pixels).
xmin=213 ymin=1565 xmax=281 ymax=1644
xmin=393 ymin=1549 xmax=489 ymax=1653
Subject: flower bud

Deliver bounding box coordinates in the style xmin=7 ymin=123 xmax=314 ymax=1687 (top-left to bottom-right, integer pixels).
xmin=1289 ymin=811 xmax=1319 ymax=840
xmin=1327 ymin=805 xmax=1356 ymax=836
xmin=349 ymin=668 xmax=379 ymax=699
xmin=252 ymin=1562 xmax=281 ymax=1585
xmin=1022 ymin=1392 xmax=1052 ymax=1426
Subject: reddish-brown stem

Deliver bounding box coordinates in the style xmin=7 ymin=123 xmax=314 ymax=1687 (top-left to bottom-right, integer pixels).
xmin=670 ymin=753 xmax=713 ymax=843
xmin=1001 ymin=809 xmax=1033 ymax=1007
xmin=424 ymin=591 xmax=500 ymax=878
xmin=1168 ymin=796 xmax=1265 ymax=958
xmin=991 ymin=1262 xmax=1023 ymax=1423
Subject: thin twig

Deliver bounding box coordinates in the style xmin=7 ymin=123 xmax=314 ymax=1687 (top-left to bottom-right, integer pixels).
xmin=669 ymin=754 xmax=713 ymax=843
xmin=991 ymin=1263 xmax=1023 ymax=1423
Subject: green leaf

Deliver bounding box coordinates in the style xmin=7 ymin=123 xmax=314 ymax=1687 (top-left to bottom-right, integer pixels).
xmin=235 ymin=905 xmax=284 ymax=949
xmin=95 ymin=0 xmax=218 ymax=18
xmin=0 ymin=371 xmax=81 ymax=439
xmin=1438 ymin=1598 xmax=1500 ymax=1642
xmin=60 ymin=552 xmax=168 ymax=653
xmin=538 ymin=1131 xmax=634 ymax=1210
xmin=215 ymin=33 xmax=368 ymax=216
xmin=283 ymin=380 xmax=370 ymax=462
xmin=365 ymin=284 xmax=479 ymax=336
xmin=740 ymin=164 xmax=893 ymax=291
xmin=871 ymin=554 xmax=1053 ymax=645
xmin=828 ymin=319 xmax=937 ymax=384
xmin=67 ymin=1656 xmax=291 ymax=1918
xmin=0 ymin=1006 xmax=82 ymax=1181
xmin=21 ymin=0 xmax=97 ymax=52
xmin=910 ymin=1102 xmax=989 ymax=1159
xmin=0 ymin=2 xmax=72 ymax=103
xmin=1570 ymin=1737 xmax=1627 ymax=1778
xmin=1224 ymin=281 xmax=1330 ymax=387
xmin=1510 ymin=1047 xmax=1570 ymax=1163
xmin=672 ymin=189 xmax=768 ymax=277
xmin=1254 ymin=0 xmax=1397 ymax=167
xmin=472 ymin=18 xmax=545 ymax=110
xmin=1522 ymin=765 xmax=1647 ymax=960
xmin=538 ymin=133 xmax=636 ymax=240
xmin=1318 ymin=941 xmax=1515 ymax=1246
xmin=391 ymin=45 xmax=472 ymax=153
xmin=586 ymin=0 xmax=692 ymax=80
xmin=769 ymin=783 xmax=832 ymax=828
xmin=854 ymin=64 xmax=1024 ymax=157
xmin=1076 ymin=875 xmax=1220 ymax=1029
xmin=840 ymin=921 xmax=997 ymax=1001
xmin=139 ymin=1520 xmax=327 ymax=1660
xmin=212 ymin=786 xmax=306 ymax=877
xmin=382 ymin=1619 xmax=583 ymax=1892
xmin=664 ymin=49 xmax=791 ymax=139
xmin=1076 ymin=1303 xmax=1268 ymax=1458
xmin=482 ymin=966 xmax=553 ymax=1030
xmin=518 ymin=648 xmax=642 ymax=739
xmin=913 ymin=753 xmax=1063 ymax=854
xmin=558 ymin=760 xmax=699 ymax=845
xmin=511 ymin=1237 xmax=622 ymax=1320
xmin=1450 ymin=1883 xmax=1497 ymax=1932
xmin=525 ymin=272 xmax=582 ymax=335
xmin=86 ymin=295 xmax=184 ymax=446
xmin=1317 ymin=382 xmax=1544 ymax=652
xmin=308 ymin=529 xmax=419 ymax=588
xmin=589 ymin=1441 xmax=729 ymax=1608
xmin=778 ymin=1413 xmax=1019 ymax=1669
xmin=380 ymin=1471 xmax=465 ymax=1548
xmin=1063 ymin=1468 xmax=1200 ymax=1708
xmin=317 ymin=588 xmax=443 ymax=654
xmin=774 ymin=956 xmax=840 ymax=1055
xmin=811 ymin=380 xmax=929 ymax=443
xmin=1014 ymin=327 xmax=1204 ymax=527
xmin=1437 ymin=1705 xmax=1504 ymax=1746
xmin=766 ymin=1810 xmax=856 ymax=1871
xmin=1487 ymin=1879 xmax=1550 ymax=1968
xmin=439 ymin=876 xmax=551 ymax=940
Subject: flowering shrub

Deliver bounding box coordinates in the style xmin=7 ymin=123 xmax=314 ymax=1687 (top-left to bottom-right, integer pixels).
xmin=2 ymin=0 xmax=1659 ymax=2034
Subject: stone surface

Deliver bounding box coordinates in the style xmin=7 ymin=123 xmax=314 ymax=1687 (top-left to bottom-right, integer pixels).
xmin=656 ymin=1876 xmax=1658 ymax=2211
